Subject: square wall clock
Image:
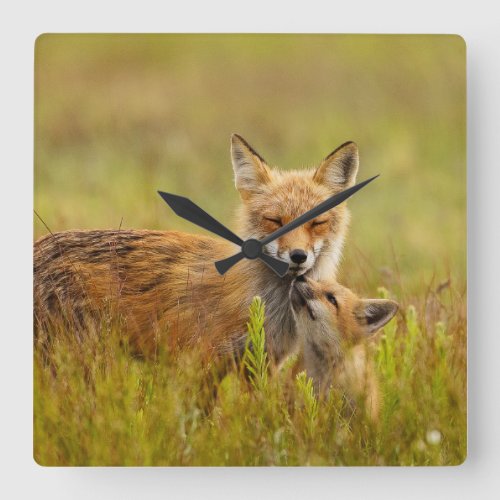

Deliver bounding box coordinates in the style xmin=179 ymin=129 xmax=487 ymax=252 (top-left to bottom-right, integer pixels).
xmin=34 ymin=34 xmax=466 ymax=466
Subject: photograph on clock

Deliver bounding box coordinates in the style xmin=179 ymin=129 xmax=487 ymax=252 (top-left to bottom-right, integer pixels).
xmin=33 ymin=34 xmax=466 ymax=466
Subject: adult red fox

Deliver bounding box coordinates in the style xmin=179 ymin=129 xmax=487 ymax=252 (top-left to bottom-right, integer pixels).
xmin=34 ymin=135 xmax=360 ymax=364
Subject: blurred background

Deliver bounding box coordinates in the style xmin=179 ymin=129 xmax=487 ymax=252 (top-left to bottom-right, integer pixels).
xmin=34 ymin=34 xmax=466 ymax=297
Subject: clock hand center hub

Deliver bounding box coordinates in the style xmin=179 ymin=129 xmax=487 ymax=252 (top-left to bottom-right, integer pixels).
xmin=241 ymin=239 xmax=263 ymax=260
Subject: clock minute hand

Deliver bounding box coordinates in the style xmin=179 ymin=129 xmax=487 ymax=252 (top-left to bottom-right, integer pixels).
xmin=261 ymin=174 xmax=379 ymax=245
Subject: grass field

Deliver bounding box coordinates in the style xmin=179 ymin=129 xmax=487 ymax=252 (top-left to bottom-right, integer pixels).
xmin=33 ymin=34 xmax=466 ymax=465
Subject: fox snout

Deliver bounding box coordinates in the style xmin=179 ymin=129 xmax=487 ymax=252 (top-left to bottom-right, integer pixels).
xmin=290 ymin=249 xmax=308 ymax=264
xmin=264 ymin=240 xmax=317 ymax=275
xmin=275 ymin=242 xmax=318 ymax=275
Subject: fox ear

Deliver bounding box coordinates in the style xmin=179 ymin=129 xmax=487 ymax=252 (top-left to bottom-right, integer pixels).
xmin=356 ymin=299 xmax=398 ymax=336
xmin=314 ymin=141 xmax=359 ymax=190
xmin=231 ymin=134 xmax=271 ymax=199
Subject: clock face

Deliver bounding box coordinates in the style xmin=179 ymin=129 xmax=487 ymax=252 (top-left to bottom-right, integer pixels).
xmin=34 ymin=34 xmax=466 ymax=467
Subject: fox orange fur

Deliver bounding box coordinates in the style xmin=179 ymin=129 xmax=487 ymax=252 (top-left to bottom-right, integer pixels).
xmin=34 ymin=134 xmax=360 ymax=365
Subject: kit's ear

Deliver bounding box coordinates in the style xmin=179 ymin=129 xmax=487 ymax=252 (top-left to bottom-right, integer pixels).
xmin=313 ymin=141 xmax=359 ymax=190
xmin=356 ymin=299 xmax=399 ymax=335
xmin=231 ymin=134 xmax=272 ymax=200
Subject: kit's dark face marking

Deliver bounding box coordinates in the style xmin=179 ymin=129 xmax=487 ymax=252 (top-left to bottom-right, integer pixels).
xmin=291 ymin=276 xmax=317 ymax=320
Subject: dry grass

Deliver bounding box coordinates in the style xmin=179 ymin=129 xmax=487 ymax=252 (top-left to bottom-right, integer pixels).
xmin=34 ymin=289 xmax=466 ymax=466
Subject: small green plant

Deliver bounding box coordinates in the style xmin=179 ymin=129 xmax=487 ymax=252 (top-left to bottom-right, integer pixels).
xmin=295 ymin=371 xmax=319 ymax=437
xmin=242 ymin=296 xmax=269 ymax=392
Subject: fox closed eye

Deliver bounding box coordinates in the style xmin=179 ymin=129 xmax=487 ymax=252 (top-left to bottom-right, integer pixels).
xmin=312 ymin=219 xmax=328 ymax=227
xmin=264 ymin=216 xmax=282 ymax=226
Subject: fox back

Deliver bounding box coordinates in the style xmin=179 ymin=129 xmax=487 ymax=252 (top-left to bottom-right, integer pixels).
xmin=34 ymin=230 xmax=245 ymax=355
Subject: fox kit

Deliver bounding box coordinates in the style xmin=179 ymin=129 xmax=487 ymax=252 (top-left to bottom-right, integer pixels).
xmin=34 ymin=134 xmax=359 ymax=365
xmin=291 ymin=276 xmax=398 ymax=420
